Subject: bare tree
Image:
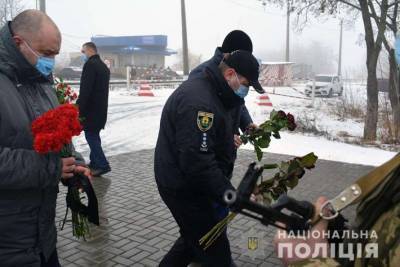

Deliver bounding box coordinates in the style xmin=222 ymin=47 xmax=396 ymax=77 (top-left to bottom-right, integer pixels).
xmin=264 ymin=0 xmax=396 ymax=141
xmin=0 ymin=0 xmax=24 ymax=27
xmin=358 ymin=0 xmax=388 ymax=141
xmin=375 ymin=2 xmax=400 ymax=141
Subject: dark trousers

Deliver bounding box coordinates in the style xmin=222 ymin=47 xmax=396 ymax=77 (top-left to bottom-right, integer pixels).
xmin=85 ymin=130 xmax=109 ymax=169
xmin=40 ymin=250 xmax=60 ymax=267
xmin=157 ymin=186 xmax=233 ymax=267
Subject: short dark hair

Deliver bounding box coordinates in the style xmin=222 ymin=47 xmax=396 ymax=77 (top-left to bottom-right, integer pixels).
xmin=218 ymin=60 xmax=230 ymax=72
xmin=83 ymin=42 xmax=97 ymax=53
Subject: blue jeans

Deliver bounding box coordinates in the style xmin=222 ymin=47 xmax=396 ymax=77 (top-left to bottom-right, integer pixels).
xmin=85 ymin=130 xmax=109 ymax=169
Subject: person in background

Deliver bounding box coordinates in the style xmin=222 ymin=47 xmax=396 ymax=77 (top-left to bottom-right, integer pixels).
xmin=77 ymin=42 xmax=111 ymax=177
xmin=0 ymin=10 xmax=90 ymax=266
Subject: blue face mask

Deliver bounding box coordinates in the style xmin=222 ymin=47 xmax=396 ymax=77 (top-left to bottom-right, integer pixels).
xmin=235 ymin=84 xmax=249 ymax=98
xmin=81 ymin=54 xmax=88 ymax=63
xmin=24 ymin=40 xmax=55 ymax=77
xmin=35 ymin=57 xmax=55 ymax=77
xmin=232 ymin=72 xmax=249 ymax=98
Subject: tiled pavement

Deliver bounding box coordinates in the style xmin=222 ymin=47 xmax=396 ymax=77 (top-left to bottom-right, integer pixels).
xmin=56 ymin=149 xmax=373 ymax=267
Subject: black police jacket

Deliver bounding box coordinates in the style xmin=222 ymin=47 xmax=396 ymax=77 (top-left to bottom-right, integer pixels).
xmin=154 ymin=62 xmax=244 ymax=203
xmin=190 ymin=47 xmax=253 ymax=134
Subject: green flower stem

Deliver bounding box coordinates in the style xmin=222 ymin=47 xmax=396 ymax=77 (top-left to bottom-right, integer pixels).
xmin=70 ymin=187 xmax=90 ymax=239
xmin=199 ymin=212 xmax=237 ymax=250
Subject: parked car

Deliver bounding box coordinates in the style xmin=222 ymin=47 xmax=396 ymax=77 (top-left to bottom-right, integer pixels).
xmin=305 ymin=74 xmax=343 ymax=97
xmin=56 ymin=67 xmax=82 ymax=80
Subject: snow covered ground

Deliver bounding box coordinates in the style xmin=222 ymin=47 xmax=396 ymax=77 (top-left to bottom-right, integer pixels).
xmin=73 ymin=84 xmax=396 ymax=167
xmin=248 ymin=84 xmax=367 ymax=139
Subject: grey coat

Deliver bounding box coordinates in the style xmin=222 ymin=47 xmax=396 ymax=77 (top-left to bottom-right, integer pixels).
xmin=0 ymin=22 xmax=63 ymax=266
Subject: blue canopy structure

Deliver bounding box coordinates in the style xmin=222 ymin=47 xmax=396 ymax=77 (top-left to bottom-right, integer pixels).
xmin=90 ymin=35 xmax=176 ymax=69
xmin=91 ymin=35 xmax=176 ymax=56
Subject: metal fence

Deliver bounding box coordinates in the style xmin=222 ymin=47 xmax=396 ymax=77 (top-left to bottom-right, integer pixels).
xmin=65 ymin=79 xmax=185 ymax=90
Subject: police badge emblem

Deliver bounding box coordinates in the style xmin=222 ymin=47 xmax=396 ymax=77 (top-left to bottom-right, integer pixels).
xmin=197 ymin=111 xmax=214 ymax=132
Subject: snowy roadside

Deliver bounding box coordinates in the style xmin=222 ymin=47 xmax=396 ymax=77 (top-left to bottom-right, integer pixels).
xmin=73 ymin=86 xmax=396 ymax=167
xmin=241 ymin=85 xmax=395 ymax=166
xmin=241 ymin=132 xmax=395 ymax=167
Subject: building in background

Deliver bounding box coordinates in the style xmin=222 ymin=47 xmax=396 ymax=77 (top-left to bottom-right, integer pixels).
xmin=259 ymin=62 xmax=294 ymax=87
xmin=91 ymin=35 xmax=176 ymax=70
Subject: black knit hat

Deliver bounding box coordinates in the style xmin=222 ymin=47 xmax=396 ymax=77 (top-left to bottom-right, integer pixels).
xmin=221 ymin=30 xmax=253 ymax=53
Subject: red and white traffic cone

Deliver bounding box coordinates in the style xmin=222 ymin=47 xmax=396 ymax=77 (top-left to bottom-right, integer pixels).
xmin=138 ymin=83 xmax=155 ymax=97
xmin=256 ymin=94 xmax=273 ymax=107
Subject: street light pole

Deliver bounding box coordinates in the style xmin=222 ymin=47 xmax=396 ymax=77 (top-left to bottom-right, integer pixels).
xmin=39 ymin=0 xmax=46 ymax=13
xmin=338 ymin=19 xmax=343 ymax=77
xmin=180 ymin=0 xmax=189 ymax=75
xmin=285 ymin=0 xmax=290 ymax=62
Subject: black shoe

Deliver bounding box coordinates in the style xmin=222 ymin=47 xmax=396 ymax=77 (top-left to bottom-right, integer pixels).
xmin=91 ymin=166 xmax=111 ymax=177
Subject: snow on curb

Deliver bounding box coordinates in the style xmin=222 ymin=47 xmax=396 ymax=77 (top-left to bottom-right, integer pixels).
xmin=241 ymin=131 xmax=396 ymax=167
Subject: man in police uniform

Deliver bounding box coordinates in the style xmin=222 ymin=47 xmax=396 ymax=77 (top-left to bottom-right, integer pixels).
xmin=189 ymin=30 xmax=264 ymax=226
xmin=189 ymin=30 xmax=262 ymax=148
xmin=273 ymin=154 xmax=400 ymax=266
xmin=154 ymin=50 xmax=264 ymax=267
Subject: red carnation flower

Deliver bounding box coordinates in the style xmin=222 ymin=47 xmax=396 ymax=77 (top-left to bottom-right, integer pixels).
xmin=31 ymin=104 xmax=82 ymax=155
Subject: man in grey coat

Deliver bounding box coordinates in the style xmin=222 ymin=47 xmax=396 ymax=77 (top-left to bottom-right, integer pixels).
xmin=0 ymin=10 xmax=90 ymax=267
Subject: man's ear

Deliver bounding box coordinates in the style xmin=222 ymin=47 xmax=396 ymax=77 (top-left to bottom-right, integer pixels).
xmin=223 ymin=68 xmax=234 ymax=80
xmin=12 ymin=35 xmax=23 ymax=47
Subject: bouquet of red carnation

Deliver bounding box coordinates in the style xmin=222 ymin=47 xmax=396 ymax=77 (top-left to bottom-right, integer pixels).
xmin=31 ymin=104 xmax=82 ymax=156
xmin=55 ymin=78 xmax=78 ymax=104
xmin=31 ymin=102 xmax=99 ymax=239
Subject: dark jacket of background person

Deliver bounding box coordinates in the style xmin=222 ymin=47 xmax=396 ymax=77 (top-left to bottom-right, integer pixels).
xmin=189 ymin=47 xmax=253 ymax=133
xmin=0 ymin=23 xmax=62 ymax=266
xmin=154 ymin=60 xmax=244 ymax=203
xmin=77 ymin=54 xmax=110 ymax=131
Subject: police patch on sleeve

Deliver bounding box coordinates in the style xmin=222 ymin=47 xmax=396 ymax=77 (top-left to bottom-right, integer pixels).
xmin=197 ymin=111 xmax=214 ymax=132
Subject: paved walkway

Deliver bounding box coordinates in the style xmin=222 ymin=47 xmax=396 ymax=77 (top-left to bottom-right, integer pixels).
xmin=56 ymin=149 xmax=373 ymax=267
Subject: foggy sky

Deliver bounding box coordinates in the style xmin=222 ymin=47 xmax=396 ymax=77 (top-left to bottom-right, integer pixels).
xmin=23 ymin=0 xmax=367 ymax=74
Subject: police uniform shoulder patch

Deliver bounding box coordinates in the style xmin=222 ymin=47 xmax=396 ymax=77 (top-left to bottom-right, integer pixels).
xmin=197 ymin=111 xmax=214 ymax=132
